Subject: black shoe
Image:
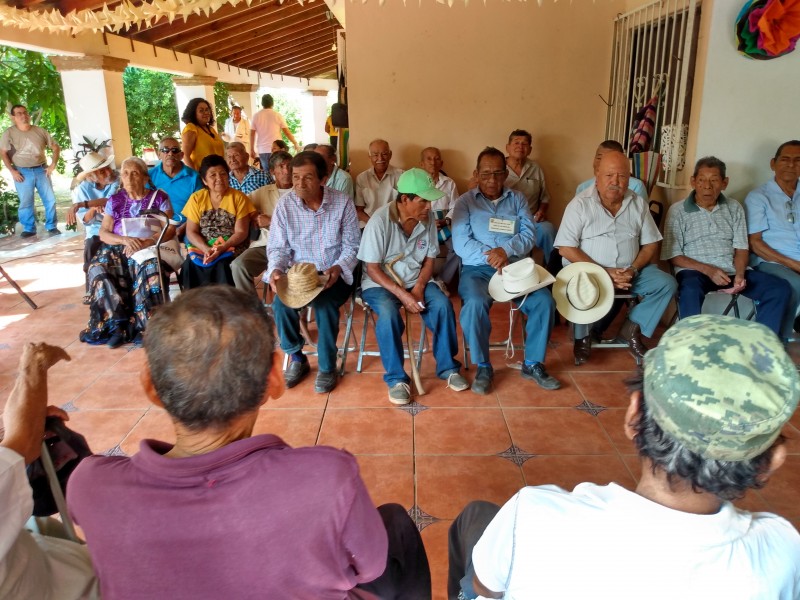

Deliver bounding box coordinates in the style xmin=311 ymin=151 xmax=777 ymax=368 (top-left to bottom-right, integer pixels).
xmin=20 ymin=231 xmax=36 ymax=238
xmin=284 ymin=358 xmax=310 ymax=388
xmin=471 ymin=365 xmax=494 ymax=395
xmin=314 ymin=370 xmax=338 ymax=394
xmin=573 ymin=337 xmax=591 ymax=366
xmin=521 ymin=362 xmax=561 ymax=390
xmin=47 ymin=228 xmax=62 ymax=235
xmin=107 ymin=330 xmax=125 ymax=349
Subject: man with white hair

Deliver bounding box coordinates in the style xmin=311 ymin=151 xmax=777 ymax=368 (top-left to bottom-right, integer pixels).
xmin=355 ymin=139 xmax=403 ymax=225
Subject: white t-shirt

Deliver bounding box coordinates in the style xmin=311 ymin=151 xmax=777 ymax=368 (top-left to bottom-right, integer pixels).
xmin=473 ymin=483 xmax=800 ymax=599
xmin=250 ymin=109 xmax=288 ymax=153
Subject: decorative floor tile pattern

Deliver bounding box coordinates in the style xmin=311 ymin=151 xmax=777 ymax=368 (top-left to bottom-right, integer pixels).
xmin=2 ymin=235 xmax=799 ymax=600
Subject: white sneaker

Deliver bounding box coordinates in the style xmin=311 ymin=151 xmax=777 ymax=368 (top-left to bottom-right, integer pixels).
xmin=388 ymin=382 xmax=411 ymax=405
xmin=446 ymin=372 xmax=469 ymax=392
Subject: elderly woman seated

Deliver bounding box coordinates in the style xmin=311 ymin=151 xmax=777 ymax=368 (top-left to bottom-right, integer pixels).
xmin=68 ymin=287 xmax=432 ymax=598
xmin=79 ymin=157 xmax=174 ymax=349
xmin=180 ymin=154 xmax=254 ymax=289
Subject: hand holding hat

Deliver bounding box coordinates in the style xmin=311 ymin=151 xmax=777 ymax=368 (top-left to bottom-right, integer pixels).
xmin=553 ymin=262 xmax=615 ymax=324
xmin=488 ymin=258 xmax=555 ymax=302
xmin=275 ymin=263 xmax=330 ymax=309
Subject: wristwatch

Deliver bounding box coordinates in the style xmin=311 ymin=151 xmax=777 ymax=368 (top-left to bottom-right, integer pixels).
xmin=630 ymin=266 xmax=639 ymax=277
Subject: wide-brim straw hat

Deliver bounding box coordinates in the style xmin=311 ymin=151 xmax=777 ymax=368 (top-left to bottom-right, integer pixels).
xmin=488 ymin=257 xmax=555 ymax=302
xmin=76 ymin=152 xmax=115 ymax=181
xmin=276 ymin=263 xmax=330 ymax=309
xmin=553 ymin=262 xmax=615 ymax=324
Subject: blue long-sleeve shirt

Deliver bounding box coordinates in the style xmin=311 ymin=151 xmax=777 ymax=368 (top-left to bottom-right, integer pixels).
xmin=452 ymin=187 xmax=536 ymax=267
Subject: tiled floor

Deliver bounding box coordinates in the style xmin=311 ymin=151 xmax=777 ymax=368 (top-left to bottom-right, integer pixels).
xmin=2 ymin=232 xmax=799 ymax=599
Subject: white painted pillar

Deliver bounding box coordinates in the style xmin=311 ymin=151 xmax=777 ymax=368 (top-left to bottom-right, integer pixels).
xmin=50 ymin=55 xmax=132 ymax=164
xmin=304 ymin=89 xmax=330 ymax=145
xmin=172 ymin=76 xmax=217 ymax=127
xmin=227 ymin=83 xmax=258 ymax=121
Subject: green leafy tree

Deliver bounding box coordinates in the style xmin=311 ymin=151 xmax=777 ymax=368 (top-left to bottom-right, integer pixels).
xmin=272 ymin=93 xmax=302 ymax=146
xmin=214 ymin=82 xmax=230 ymax=133
xmin=123 ymin=67 xmax=180 ymax=156
xmin=0 ymin=45 xmax=70 ymax=154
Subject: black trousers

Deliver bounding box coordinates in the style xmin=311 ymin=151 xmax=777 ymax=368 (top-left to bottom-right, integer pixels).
xmin=447 ymin=501 xmax=501 ymax=600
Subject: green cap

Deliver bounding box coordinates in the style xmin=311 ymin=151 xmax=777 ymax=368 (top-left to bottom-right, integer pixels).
xmin=397 ymin=168 xmax=445 ymax=202
xmin=643 ymin=314 xmax=800 ymax=461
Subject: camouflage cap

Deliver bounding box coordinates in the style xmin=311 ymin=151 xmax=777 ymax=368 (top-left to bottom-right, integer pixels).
xmin=643 ymin=314 xmax=800 ymax=462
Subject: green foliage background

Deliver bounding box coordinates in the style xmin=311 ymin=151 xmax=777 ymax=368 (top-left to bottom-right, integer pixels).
xmin=272 ymin=93 xmax=302 ymax=146
xmin=123 ymin=67 xmax=180 ymax=156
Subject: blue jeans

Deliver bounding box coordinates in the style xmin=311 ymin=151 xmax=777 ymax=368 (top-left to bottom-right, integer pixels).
xmin=676 ymin=269 xmax=789 ymax=336
xmin=361 ymin=283 xmax=461 ymax=386
xmin=272 ymin=278 xmax=352 ymax=373
xmin=459 ymin=264 xmax=554 ymax=365
xmin=534 ymin=220 xmax=556 ymax=263
xmin=258 ymin=152 xmax=271 ymax=171
xmin=14 ymin=166 xmax=57 ymax=232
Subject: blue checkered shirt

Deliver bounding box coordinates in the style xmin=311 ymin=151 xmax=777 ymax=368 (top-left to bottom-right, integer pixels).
xmin=229 ymin=167 xmax=273 ymax=194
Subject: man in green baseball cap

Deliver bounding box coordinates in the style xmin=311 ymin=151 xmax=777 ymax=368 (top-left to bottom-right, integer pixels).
xmin=448 ymin=314 xmax=800 ymax=599
xmin=358 ymin=168 xmax=469 ymax=405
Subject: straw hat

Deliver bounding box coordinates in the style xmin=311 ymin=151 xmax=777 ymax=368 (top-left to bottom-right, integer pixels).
xmin=488 ymin=258 xmax=555 ymax=302
xmin=275 ymin=263 xmax=330 ymax=309
xmin=76 ymin=152 xmax=115 ymax=182
xmin=553 ymin=262 xmax=615 ymax=324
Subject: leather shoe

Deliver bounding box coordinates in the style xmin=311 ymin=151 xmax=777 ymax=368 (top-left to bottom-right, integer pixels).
xmin=314 ymin=370 xmax=338 ymax=394
xmin=573 ymin=336 xmax=591 ymax=366
xmin=471 ymin=365 xmax=494 ymax=395
xmin=521 ymin=362 xmax=561 ymax=390
xmin=284 ymin=359 xmax=310 ymax=388
xmin=619 ymin=319 xmax=648 ymax=363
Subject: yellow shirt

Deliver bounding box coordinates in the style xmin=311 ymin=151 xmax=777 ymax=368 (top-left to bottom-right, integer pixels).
xmin=182 ymin=123 xmax=225 ymax=168
xmin=182 ymin=188 xmax=255 ymax=254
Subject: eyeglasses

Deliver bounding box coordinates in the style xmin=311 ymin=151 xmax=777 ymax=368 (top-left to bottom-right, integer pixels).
xmin=160 ymin=147 xmax=181 ymax=154
xmin=478 ymin=170 xmax=507 ymax=180
xmin=787 ymin=200 xmax=795 ymax=224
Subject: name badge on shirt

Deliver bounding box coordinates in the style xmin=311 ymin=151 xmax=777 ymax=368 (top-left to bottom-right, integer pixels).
xmin=488 ymin=216 xmax=518 ymax=234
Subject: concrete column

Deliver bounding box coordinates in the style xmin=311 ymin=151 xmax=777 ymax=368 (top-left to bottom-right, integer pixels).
xmin=227 ymin=83 xmax=259 ymax=121
xmin=303 ymin=89 xmax=330 ymax=146
xmin=50 ymin=55 xmax=131 ymax=164
xmin=172 ymin=76 xmax=217 ymax=126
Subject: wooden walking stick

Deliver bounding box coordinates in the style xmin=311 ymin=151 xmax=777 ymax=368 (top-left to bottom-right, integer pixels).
xmin=385 ymin=254 xmax=426 ymax=396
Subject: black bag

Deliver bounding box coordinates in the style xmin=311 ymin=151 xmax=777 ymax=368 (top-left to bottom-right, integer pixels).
xmin=26 ymin=417 xmax=92 ymax=517
xmin=331 ymin=103 xmax=349 ymax=128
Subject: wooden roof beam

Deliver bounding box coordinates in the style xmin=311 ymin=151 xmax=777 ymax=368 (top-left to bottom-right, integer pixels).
xmin=278 ymin=55 xmax=337 ymax=78
xmin=239 ymin=40 xmax=333 ymax=71
xmin=215 ymin=32 xmax=321 ymax=64
xmin=261 ymin=48 xmax=334 ymax=73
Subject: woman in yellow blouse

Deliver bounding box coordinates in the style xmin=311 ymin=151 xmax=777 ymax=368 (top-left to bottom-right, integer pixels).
xmin=181 ymin=154 xmax=254 ymax=289
xmin=180 ymin=98 xmax=225 ymax=171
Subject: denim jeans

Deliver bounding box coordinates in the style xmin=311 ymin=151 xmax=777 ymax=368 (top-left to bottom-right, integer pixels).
xmin=258 ymin=153 xmax=271 ymax=171
xmin=754 ymin=262 xmax=800 ymax=338
xmin=272 ymin=278 xmax=352 ymax=373
xmin=459 ymin=265 xmax=554 ymax=365
xmin=14 ymin=166 xmax=58 ymax=232
xmin=361 ymin=282 xmax=461 ymax=386
xmin=534 ymin=220 xmax=556 ymax=263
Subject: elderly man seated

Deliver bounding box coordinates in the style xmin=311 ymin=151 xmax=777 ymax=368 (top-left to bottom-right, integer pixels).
xmin=315 ymin=143 xmax=354 ymax=199
xmin=504 ymin=130 xmax=556 ymax=263
xmin=358 ymin=168 xmax=468 ymax=405
xmin=267 ymin=151 xmax=360 ymax=394
xmin=576 ymin=140 xmax=649 ymax=200
xmin=67 ymin=287 xmax=431 ymax=599
xmin=227 ymin=142 xmax=273 ymax=193
xmin=147 ymin=137 xmax=203 ymax=240
xmin=0 ymin=343 xmax=98 ymax=599
xmin=231 ymin=150 xmax=293 ymax=294
xmin=454 ymin=147 xmax=560 ymax=394
xmin=554 ymin=149 xmax=676 ymax=365
xmin=355 ymin=139 xmax=404 ymax=225
xmin=448 ymin=315 xmax=800 ymax=599
xmin=420 ymin=146 xmax=460 ymax=285
xmin=663 ymin=156 xmax=789 ymax=335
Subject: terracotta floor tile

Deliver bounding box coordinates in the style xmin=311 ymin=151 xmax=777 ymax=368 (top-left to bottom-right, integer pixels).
xmin=74 ymin=372 xmax=150 ymax=410
xmin=318 ymin=408 xmax=413 ymax=454
xmin=733 ymin=490 xmax=772 ymax=513
xmin=596 ymin=408 xmax=635 ymax=453
xmin=253 ymin=408 xmax=324 ymax=448
xmin=758 ymin=455 xmax=800 ymax=518
xmin=570 ymin=371 xmax=635 ymax=408
xmin=48 ymin=370 xmax=102 ymax=408
xmin=119 ymin=408 xmax=176 ymax=455
xmin=266 ymin=365 xmax=330 ymax=409
xmin=620 ymin=455 xmax=642 ymax=483
xmin=521 ymin=454 xmax=636 ymax=491
xmin=782 ymin=424 xmax=800 ymax=455
xmin=416 ymin=455 xmax=523 ymax=520
xmin=354 ymin=454 xmax=414 ymax=508
xmin=106 ymin=347 xmax=149 ymax=373
xmin=790 ymin=408 xmax=800 ymax=431
xmin=495 ymin=370 xmax=584 ymax=407
xmin=414 ymin=408 xmax=511 ymax=455
xmin=419 ymin=382 xmax=499 ymax=408
xmin=327 ymin=372 xmax=392 ymax=408
xmin=420 ymin=520 xmax=451 ymax=600
xmin=67 ymin=409 xmax=147 ymax=454
xmin=503 ymin=408 xmax=616 ymax=455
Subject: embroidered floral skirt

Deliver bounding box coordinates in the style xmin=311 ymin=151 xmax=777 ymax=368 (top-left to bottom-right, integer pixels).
xmin=80 ymin=244 xmax=166 ymax=344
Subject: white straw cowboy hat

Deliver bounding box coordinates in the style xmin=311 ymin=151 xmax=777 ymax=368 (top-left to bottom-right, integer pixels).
xmin=488 ymin=258 xmax=555 ymax=302
xmin=76 ymin=152 xmax=115 ymax=182
xmin=553 ymin=262 xmax=615 ymax=324
xmin=276 ymin=263 xmax=330 ymax=309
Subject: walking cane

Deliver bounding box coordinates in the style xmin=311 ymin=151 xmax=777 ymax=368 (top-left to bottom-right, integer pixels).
xmin=384 ymin=254 xmax=426 ymax=397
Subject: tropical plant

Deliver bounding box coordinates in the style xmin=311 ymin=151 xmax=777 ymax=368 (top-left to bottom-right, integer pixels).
xmin=71 ymin=136 xmax=112 ymax=176
xmin=272 ymin=92 xmax=302 ymax=146
xmin=214 ymin=82 xmax=230 ymax=132
xmin=0 ymin=176 xmax=19 ymax=235
xmin=122 ymin=67 xmax=180 ymax=156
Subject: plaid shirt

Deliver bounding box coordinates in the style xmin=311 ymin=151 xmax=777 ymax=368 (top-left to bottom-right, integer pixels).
xmin=266 ymin=187 xmax=360 ymax=285
xmin=229 ymin=167 xmax=273 ymax=194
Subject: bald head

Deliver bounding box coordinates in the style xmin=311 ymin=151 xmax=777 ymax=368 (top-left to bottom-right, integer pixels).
xmin=594 ymin=151 xmax=630 ymax=204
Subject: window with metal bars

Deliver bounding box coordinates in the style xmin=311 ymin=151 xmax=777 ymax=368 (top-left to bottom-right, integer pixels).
xmin=605 ymin=0 xmax=701 ymax=189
